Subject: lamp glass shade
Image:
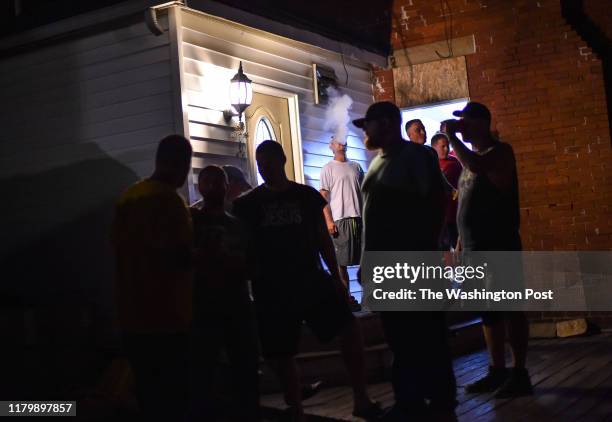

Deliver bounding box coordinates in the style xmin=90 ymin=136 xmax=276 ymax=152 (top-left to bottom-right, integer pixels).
xmin=229 ymin=62 xmax=252 ymax=115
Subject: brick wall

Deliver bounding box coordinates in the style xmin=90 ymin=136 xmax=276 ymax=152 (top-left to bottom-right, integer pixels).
xmin=375 ymin=0 xmax=612 ymax=252
xmin=373 ymin=0 xmax=612 ymax=325
xmin=372 ymin=66 xmax=396 ymax=103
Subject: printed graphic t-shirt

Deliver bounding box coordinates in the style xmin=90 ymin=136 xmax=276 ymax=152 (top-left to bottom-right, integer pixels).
xmin=232 ymin=182 xmax=326 ymax=297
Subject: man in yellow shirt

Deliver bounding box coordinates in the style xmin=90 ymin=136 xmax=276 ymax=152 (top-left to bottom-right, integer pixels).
xmin=112 ymin=134 xmax=194 ymax=421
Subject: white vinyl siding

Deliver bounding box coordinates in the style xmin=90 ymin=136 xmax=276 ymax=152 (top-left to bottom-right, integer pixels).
xmin=0 ymin=17 xmax=176 ymax=249
xmin=0 ymin=17 xmax=175 ymax=180
xmin=0 ymin=16 xmax=177 ymax=341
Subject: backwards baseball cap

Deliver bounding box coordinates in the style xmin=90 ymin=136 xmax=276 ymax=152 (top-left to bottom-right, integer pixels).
xmin=452 ymin=102 xmax=491 ymax=122
xmin=352 ymin=101 xmax=401 ymax=128
xmin=222 ymin=165 xmax=250 ymax=186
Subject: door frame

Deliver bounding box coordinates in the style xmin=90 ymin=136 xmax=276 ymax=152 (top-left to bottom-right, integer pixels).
xmin=250 ymin=83 xmax=305 ymax=184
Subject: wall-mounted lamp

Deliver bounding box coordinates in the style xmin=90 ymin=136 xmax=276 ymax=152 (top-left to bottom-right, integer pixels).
xmin=223 ymin=61 xmax=253 ymax=123
xmin=312 ymin=63 xmax=338 ymax=105
xmin=223 ymin=62 xmax=253 ymax=160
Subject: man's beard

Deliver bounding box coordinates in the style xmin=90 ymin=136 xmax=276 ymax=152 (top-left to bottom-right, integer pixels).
xmin=364 ymin=135 xmax=382 ymax=151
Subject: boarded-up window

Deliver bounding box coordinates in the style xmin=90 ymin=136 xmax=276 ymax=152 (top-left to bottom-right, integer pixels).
xmin=393 ymin=56 xmax=469 ymax=108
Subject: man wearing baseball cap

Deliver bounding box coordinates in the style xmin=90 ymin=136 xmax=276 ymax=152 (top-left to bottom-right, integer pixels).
xmin=442 ymin=102 xmax=533 ymax=398
xmin=355 ymin=102 xmax=457 ymax=420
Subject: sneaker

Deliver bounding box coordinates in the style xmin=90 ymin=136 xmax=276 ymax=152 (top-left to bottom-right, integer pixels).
xmin=494 ymin=367 xmax=533 ymax=398
xmin=464 ymin=366 xmax=509 ymax=394
xmin=301 ymin=380 xmax=323 ymax=400
xmin=284 ymin=381 xmax=323 ymax=405
xmin=353 ymin=401 xmax=384 ymax=421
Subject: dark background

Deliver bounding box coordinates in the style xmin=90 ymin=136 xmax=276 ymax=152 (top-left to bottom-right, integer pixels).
xmin=0 ymin=0 xmax=393 ymax=55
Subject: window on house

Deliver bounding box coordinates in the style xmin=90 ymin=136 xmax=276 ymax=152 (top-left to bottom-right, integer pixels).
xmin=255 ymin=117 xmax=276 ymax=144
xmin=401 ymin=98 xmax=470 ymax=148
xmin=253 ymin=117 xmax=277 ymax=185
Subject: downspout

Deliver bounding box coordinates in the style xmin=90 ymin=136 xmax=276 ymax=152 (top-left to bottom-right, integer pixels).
xmin=146 ymin=2 xmax=195 ymax=201
xmin=145 ymin=1 xmax=186 ymax=35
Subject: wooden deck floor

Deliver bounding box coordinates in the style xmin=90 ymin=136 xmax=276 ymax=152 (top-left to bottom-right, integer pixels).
xmin=261 ymin=332 xmax=612 ymax=421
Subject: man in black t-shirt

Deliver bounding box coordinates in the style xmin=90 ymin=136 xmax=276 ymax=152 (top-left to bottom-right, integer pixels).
xmin=191 ymin=166 xmax=260 ymax=421
xmin=233 ymin=141 xmax=381 ymax=422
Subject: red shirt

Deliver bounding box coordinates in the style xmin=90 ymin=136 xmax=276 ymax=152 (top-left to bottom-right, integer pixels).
xmin=439 ymin=156 xmax=462 ymax=224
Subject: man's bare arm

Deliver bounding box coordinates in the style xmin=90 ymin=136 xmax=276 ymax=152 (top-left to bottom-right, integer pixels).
xmin=443 ymin=122 xmax=514 ymax=190
xmin=320 ymin=189 xmax=338 ymax=236
xmin=316 ymin=207 xmax=340 ymax=279
xmin=451 ymin=136 xmax=514 ymax=190
xmin=445 ymin=131 xmax=489 ymax=174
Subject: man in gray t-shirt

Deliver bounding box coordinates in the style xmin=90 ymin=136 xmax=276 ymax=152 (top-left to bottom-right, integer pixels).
xmin=320 ymin=137 xmax=364 ymax=306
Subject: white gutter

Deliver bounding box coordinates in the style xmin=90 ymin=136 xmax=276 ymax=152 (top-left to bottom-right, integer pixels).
xmin=145 ymin=1 xmax=186 ymax=35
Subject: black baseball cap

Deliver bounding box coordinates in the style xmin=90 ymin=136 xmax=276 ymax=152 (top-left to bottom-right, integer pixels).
xmin=452 ymin=102 xmax=491 ymax=122
xmin=352 ymin=101 xmax=401 ymax=128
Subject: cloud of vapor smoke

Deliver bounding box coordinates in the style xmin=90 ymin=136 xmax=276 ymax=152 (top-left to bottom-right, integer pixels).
xmin=323 ymin=87 xmax=353 ymax=145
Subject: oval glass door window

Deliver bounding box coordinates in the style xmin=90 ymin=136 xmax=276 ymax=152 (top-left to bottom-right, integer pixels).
xmin=254 ymin=117 xmax=277 ymax=185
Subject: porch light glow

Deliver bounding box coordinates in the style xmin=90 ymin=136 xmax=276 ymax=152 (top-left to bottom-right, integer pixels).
xmin=229 ymin=61 xmax=252 ymax=120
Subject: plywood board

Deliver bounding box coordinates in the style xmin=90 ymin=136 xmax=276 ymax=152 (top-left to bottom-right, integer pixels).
xmin=393 ymin=56 xmax=469 ymax=108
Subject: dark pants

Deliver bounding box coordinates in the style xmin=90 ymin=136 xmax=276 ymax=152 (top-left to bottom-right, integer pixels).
xmin=380 ymin=312 xmax=457 ymax=413
xmin=193 ymin=309 xmax=260 ymax=421
xmin=123 ymin=331 xmax=192 ymax=422
xmin=439 ymin=223 xmax=459 ymax=251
